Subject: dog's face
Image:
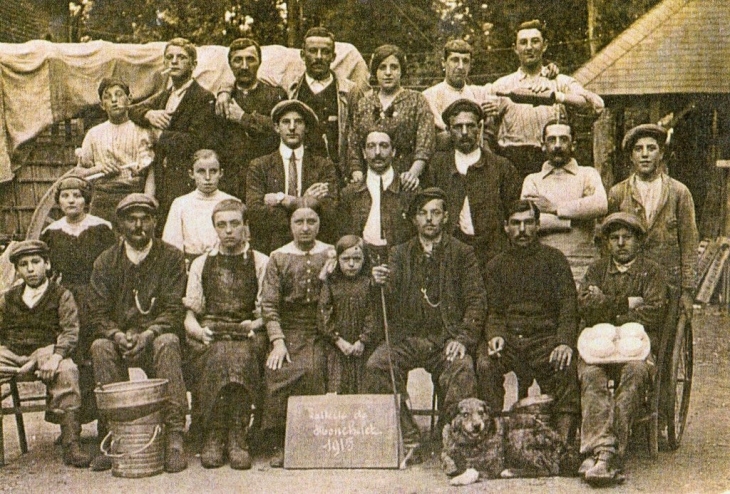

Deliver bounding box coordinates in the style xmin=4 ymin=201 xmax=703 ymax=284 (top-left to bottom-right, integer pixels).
xmin=451 ymin=398 xmax=493 ymax=443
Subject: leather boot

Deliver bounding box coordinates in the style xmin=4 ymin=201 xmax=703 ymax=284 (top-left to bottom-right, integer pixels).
xmin=61 ymin=410 xmax=91 ymax=468
xmin=90 ymin=421 xmax=112 ymax=471
xmin=164 ymin=430 xmax=188 ymax=473
xmin=585 ymin=450 xmax=618 ymax=486
xmin=228 ymin=418 xmax=252 ymax=470
xmin=200 ymin=427 xmax=226 ymax=469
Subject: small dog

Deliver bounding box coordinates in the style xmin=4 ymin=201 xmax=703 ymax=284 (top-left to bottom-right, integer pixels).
xmin=441 ymin=397 xmax=576 ymax=485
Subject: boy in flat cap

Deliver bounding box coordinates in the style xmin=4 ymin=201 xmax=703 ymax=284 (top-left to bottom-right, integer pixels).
xmin=608 ymin=124 xmax=698 ymax=318
xmin=428 ymin=99 xmax=520 ymax=282
xmin=0 ymin=240 xmax=90 ymax=468
xmin=246 ymin=100 xmax=339 ymax=253
xmin=77 ymin=78 xmax=156 ymax=224
xmin=88 ymin=193 xmax=188 ymax=473
xmin=576 ymin=212 xmax=667 ymax=485
xmin=365 ymin=187 xmax=486 ymax=457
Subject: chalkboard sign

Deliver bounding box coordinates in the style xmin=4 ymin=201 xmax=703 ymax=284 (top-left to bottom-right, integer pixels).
xmin=284 ymin=394 xmax=401 ymax=469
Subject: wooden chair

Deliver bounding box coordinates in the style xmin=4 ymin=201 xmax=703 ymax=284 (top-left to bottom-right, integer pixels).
xmin=0 ymin=374 xmax=47 ymax=466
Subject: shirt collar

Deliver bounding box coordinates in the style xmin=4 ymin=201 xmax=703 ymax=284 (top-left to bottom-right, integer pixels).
xmin=167 ymin=77 xmax=195 ymax=96
xmin=279 ymin=143 xmax=304 ymax=160
xmin=454 ymin=148 xmax=482 ymax=175
xmin=610 ymin=256 xmax=638 ymax=274
xmin=124 ymin=239 xmax=154 ymax=265
xmin=23 ymin=279 xmax=49 ymax=303
xmin=306 ymin=72 xmax=334 ymax=89
xmin=541 ymin=158 xmax=579 ymax=177
xmin=366 ymin=167 xmax=395 ymax=190
xmin=235 ymin=80 xmax=259 ymax=94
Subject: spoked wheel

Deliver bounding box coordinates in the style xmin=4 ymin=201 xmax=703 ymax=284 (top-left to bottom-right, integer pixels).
xmin=666 ymin=318 xmax=693 ymax=450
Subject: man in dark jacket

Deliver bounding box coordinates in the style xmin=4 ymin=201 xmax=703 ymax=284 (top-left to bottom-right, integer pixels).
xmin=88 ymin=194 xmax=188 ymax=473
xmin=129 ymin=38 xmax=217 ymax=221
xmin=428 ymin=99 xmax=520 ymax=281
xmin=476 ymin=199 xmax=580 ymax=443
xmin=364 ymin=187 xmax=486 ymax=456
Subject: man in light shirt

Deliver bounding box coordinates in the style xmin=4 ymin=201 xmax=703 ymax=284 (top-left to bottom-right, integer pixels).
xmin=129 ymin=38 xmax=217 ymax=222
xmin=340 ymin=130 xmax=415 ymax=260
xmin=428 ymin=99 xmax=520 ymax=281
xmin=608 ymin=124 xmax=698 ymax=318
xmin=521 ymin=120 xmax=607 ymax=282
xmin=246 ymin=100 xmax=339 ymax=253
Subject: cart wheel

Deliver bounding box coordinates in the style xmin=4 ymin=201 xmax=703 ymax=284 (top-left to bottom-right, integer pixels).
xmin=666 ymin=322 xmax=693 ymax=450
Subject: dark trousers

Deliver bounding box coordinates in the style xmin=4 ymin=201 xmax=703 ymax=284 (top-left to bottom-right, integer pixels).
xmin=476 ymin=333 xmax=580 ymax=416
xmin=364 ymin=336 xmax=476 ymax=444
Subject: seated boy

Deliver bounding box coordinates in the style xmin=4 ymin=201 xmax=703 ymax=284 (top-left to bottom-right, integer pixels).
xmin=577 ymin=213 xmax=667 ymax=485
xmin=183 ymin=199 xmax=269 ymax=469
xmin=162 ymin=149 xmax=236 ymax=264
xmin=0 ymin=240 xmax=90 ymax=467
xmin=78 ymin=78 xmax=155 ymax=224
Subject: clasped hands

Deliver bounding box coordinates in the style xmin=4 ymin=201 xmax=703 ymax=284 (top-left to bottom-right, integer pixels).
xmin=335 ymin=337 xmax=365 ymax=357
xmin=114 ymin=330 xmax=155 ymax=360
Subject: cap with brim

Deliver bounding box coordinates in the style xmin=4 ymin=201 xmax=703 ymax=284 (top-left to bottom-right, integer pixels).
xmin=441 ymin=98 xmax=483 ymax=126
xmin=408 ymin=187 xmax=448 ymax=218
xmin=271 ymin=100 xmax=319 ymax=129
xmin=621 ymin=124 xmax=668 ymax=151
xmin=115 ymin=193 xmax=158 ymax=217
xmin=8 ymin=240 xmax=49 ymax=264
xmin=601 ymin=212 xmax=646 ymax=237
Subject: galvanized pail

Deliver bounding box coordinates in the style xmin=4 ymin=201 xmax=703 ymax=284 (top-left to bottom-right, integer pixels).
xmin=101 ymin=410 xmax=165 ymax=478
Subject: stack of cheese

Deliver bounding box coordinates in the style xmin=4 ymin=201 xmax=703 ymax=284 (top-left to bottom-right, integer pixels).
xmin=578 ymin=322 xmax=650 ymax=364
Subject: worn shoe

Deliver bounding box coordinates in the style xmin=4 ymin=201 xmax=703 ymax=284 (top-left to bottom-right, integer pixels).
xmin=164 ymin=431 xmax=188 ymax=473
xmin=60 ymin=412 xmax=91 ymax=468
xmin=228 ymin=424 xmax=252 ymax=470
xmin=270 ymin=447 xmax=284 ymax=468
xmin=584 ymin=451 xmax=618 ymax=486
xmin=90 ymin=453 xmax=112 ymax=471
xmin=578 ymin=456 xmax=596 ymax=477
xmin=200 ymin=428 xmax=226 ymax=469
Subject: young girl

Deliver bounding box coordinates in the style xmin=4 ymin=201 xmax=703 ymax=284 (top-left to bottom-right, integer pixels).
xmin=318 ymin=235 xmax=378 ymax=394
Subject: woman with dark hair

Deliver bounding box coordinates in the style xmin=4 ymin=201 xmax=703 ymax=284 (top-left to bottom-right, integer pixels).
xmin=318 ymin=235 xmax=378 ymax=394
xmin=348 ymin=44 xmax=435 ymax=190
xmin=40 ymin=176 xmax=115 ymax=422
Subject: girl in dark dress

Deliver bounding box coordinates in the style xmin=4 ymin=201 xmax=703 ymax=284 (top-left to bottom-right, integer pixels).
xmin=40 ymin=176 xmax=115 ymax=422
xmin=318 ymin=235 xmax=378 ymax=394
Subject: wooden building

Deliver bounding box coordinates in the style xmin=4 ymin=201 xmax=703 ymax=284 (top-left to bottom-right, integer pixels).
xmin=573 ymin=0 xmax=730 ymax=239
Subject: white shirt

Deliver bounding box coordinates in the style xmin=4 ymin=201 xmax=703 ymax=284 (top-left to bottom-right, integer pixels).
xmin=124 ymin=240 xmax=153 ymax=266
xmin=305 ymin=73 xmax=334 ymax=95
xmin=422 ymin=81 xmax=490 ymax=130
xmin=165 ymin=78 xmax=195 ymax=113
xmin=455 ymin=148 xmax=481 ymax=235
xmin=363 ymin=167 xmax=395 ymax=246
xmin=22 ymin=279 xmax=49 ymax=309
xmin=633 ymin=175 xmax=663 ymax=224
xmin=279 ymin=143 xmax=304 ymax=196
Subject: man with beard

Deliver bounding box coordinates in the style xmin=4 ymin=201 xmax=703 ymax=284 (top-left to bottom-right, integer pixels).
xmin=364 ymin=188 xmax=486 ymax=458
xmin=521 ymin=120 xmax=607 ymax=282
xmin=340 ymin=129 xmax=415 ymax=257
xmin=129 ymin=38 xmax=217 ymax=222
xmin=216 ymin=38 xmax=287 ymax=197
xmin=483 ymin=20 xmax=603 ymax=178
xmin=88 ymin=193 xmax=188 ymax=473
xmin=428 ymin=99 xmax=520 ymax=281
xmin=476 ymin=199 xmax=580 ymax=444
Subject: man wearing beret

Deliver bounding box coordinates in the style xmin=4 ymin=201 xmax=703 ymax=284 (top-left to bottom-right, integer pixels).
xmin=365 ymin=187 xmax=486 ymax=457
xmin=576 ymin=212 xmax=667 ymax=485
xmin=78 ymin=78 xmax=156 ymax=224
xmin=216 ymin=38 xmax=287 ymax=197
xmin=0 ymin=240 xmax=90 ymax=468
xmin=428 ymin=99 xmax=521 ymax=282
xmin=88 ymin=193 xmax=188 ymax=473
xmin=608 ymin=124 xmax=698 ymax=319
xmin=129 ymin=38 xmax=218 ymax=223
xmin=246 ymin=100 xmax=339 ymax=253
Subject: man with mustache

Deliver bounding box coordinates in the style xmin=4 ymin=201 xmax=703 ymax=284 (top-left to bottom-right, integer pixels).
xmin=476 ymin=199 xmax=580 ymax=445
xmin=521 ymin=120 xmax=607 ymax=282
xmin=428 ymin=99 xmax=520 ymax=282
xmin=340 ymin=129 xmax=415 ymax=259
xmin=217 ymin=38 xmax=287 ymax=197
xmin=88 ymin=193 xmax=188 ymax=473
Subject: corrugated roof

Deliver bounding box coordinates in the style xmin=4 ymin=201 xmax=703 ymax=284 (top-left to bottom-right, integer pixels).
xmin=573 ymin=0 xmax=730 ymax=95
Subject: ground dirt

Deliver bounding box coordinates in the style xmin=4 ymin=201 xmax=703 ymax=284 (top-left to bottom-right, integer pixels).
xmin=1 ymin=308 xmax=729 ymax=493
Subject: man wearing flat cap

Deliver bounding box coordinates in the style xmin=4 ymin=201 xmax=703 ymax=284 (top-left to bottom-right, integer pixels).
xmin=246 ymin=100 xmax=339 ymax=253
xmin=216 ymin=38 xmax=287 ymax=197
xmin=608 ymin=123 xmax=698 ymax=318
xmin=576 ymin=212 xmax=667 ymax=484
xmin=365 ymin=187 xmax=486 ymax=456
xmin=428 ymin=99 xmax=521 ymax=281
xmin=78 ymin=78 xmax=156 ymax=224
xmin=88 ymin=193 xmax=188 ymax=473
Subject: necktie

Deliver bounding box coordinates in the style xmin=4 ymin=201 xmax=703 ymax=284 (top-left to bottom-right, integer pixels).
xmin=288 ymin=153 xmax=298 ymax=197
xmin=379 ymin=176 xmax=385 ymax=241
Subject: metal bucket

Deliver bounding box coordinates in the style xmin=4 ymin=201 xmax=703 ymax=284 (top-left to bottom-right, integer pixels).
xmin=101 ymin=410 xmax=165 ymax=478
xmin=95 ymin=379 xmax=168 ymax=422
